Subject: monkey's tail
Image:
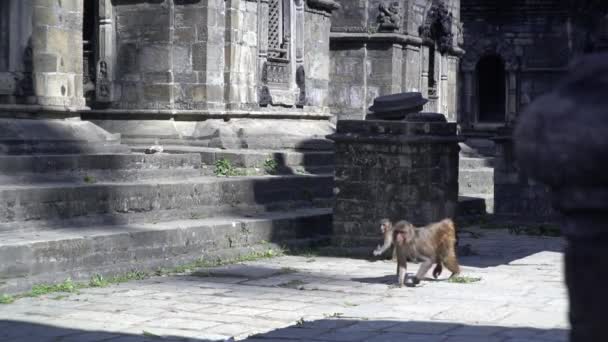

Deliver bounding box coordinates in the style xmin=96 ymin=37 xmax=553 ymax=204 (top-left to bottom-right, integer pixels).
xmin=441 ymin=218 xmax=461 ymax=275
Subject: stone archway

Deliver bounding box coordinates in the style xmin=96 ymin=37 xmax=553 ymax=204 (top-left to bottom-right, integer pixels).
xmin=460 ymin=39 xmax=520 ymax=129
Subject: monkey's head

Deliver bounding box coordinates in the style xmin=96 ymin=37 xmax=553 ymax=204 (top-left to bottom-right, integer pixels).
xmin=379 ymin=219 xmax=392 ymax=233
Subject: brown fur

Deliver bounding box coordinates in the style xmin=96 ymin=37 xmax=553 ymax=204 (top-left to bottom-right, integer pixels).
xmin=373 ymin=218 xmax=460 ymax=287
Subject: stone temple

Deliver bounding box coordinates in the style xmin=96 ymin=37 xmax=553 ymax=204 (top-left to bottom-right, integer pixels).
xmin=0 ymin=0 xmax=606 ymax=292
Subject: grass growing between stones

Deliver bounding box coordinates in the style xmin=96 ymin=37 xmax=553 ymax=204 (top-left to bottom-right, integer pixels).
xmin=0 ymin=247 xmax=283 ymax=305
xmin=263 ymin=158 xmax=279 ymax=175
xmin=0 ymin=294 xmax=15 ymax=304
xmin=214 ymin=158 xmax=245 ymax=177
xmin=448 ymin=276 xmax=482 ymax=284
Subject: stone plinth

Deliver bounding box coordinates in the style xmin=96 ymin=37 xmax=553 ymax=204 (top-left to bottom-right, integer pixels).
xmin=492 ymin=126 xmax=556 ymax=222
xmin=327 ymin=118 xmax=461 ymax=246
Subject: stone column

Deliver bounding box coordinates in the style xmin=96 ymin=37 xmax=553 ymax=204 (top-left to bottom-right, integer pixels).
xmin=31 ymin=0 xmax=85 ymax=109
xmin=506 ymin=70 xmax=518 ymax=126
xmin=328 ymin=117 xmax=461 ymax=247
xmin=96 ymin=0 xmax=115 ymax=103
xmin=514 ymin=52 xmax=608 ymax=342
xmin=461 ymin=69 xmax=474 ymax=129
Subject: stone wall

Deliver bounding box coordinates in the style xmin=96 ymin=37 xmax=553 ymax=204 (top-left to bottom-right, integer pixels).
xmin=493 ymin=130 xmax=556 ymax=222
xmin=0 ymin=0 xmax=84 ymax=108
xmin=329 ymin=0 xmax=463 ymax=122
xmin=329 ymin=119 xmax=460 ymax=246
xmin=459 ymin=0 xmax=585 ymax=132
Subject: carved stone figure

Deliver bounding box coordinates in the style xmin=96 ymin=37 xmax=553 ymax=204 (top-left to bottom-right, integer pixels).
xmin=378 ymin=2 xmax=401 ymax=32
xmin=258 ymin=62 xmax=273 ymax=106
xmin=419 ymin=0 xmax=454 ymax=54
xmin=296 ymin=65 xmax=306 ymax=106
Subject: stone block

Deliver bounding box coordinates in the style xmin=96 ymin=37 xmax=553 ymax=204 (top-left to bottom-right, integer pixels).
xmin=59 ymin=0 xmax=81 ymax=12
xmin=329 ymin=119 xmax=461 ymax=243
xmin=172 ymin=45 xmax=192 ymax=73
xmin=33 ymin=6 xmax=58 ymax=26
xmin=174 ymin=28 xmax=196 ymax=44
xmin=138 ymin=45 xmax=171 ymax=73
xmin=33 ymin=53 xmax=58 ymax=72
xmin=144 ymin=84 xmax=173 ymax=102
xmin=45 ymin=27 xmax=69 ymax=57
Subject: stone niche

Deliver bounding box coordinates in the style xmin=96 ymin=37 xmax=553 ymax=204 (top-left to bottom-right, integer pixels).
xmin=328 ymin=118 xmax=461 ymax=246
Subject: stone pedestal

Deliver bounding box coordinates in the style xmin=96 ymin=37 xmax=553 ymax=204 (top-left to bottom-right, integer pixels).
xmin=327 ymin=118 xmax=461 ymax=246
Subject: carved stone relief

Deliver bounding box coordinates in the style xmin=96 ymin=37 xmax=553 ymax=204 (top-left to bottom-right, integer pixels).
xmin=419 ymin=0 xmax=454 ymax=55
xmin=377 ymin=2 xmax=401 ymax=32
xmin=461 ymin=38 xmax=520 ymax=72
xmin=258 ymin=62 xmax=273 ymax=106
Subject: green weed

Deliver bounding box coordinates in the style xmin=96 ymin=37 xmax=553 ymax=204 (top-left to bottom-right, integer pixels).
xmin=448 ymin=276 xmax=482 ymax=284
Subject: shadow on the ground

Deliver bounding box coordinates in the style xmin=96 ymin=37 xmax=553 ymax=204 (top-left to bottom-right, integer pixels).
xmin=352 ymin=273 xmax=445 ymax=286
xmin=0 ymin=318 xmax=569 ymax=341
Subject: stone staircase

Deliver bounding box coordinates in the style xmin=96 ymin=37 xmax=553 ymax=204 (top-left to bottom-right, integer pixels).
xmin=0 ymin=151 xmax=334 ymax=294
xmin=457 ymin=139 xmax=496 ymax=221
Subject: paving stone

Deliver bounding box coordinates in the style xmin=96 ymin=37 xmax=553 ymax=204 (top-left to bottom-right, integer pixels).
xmin=365 ymin=332 xmax=446 ymax=342
xmin=0 ymin=229 xmax=570 ymax=341
xmin=312 ymin=330 xmax=376 ymax=341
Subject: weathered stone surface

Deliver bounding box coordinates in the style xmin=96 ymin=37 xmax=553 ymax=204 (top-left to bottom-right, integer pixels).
xmin=0 ymin=174 xmax=333 ymax=224
xmin=0 ymin=208 xmax=332 ymax=294
xmin=0 ymin=228 xmax=568 ymax=341
xmin=0 ymin=117 xmax=128 ymax=155
xmin=328 ymin=119 xmax=461 ymax=245
xmin=329 ymin=0 xmax=462 ymax=121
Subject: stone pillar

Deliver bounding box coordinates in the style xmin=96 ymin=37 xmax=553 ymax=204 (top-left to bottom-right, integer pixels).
xmin=31 ymin=0 xmax=85 ymax=109
xmin=95 ymin=0 xmax=115 ymax=103
xmin=461 ymin=69 xmax=474 ymax=129
xmin=0 ymin=0 xmax=33 ymax=103
xmin=514 ymin=52 xmax=608 ymax=342
xmin=506 ymin=70 xmax=518 ymax=125
xmin=328 ymin=117 xmax=461 ymax=246
xmin=303 ymin=0 xmax=339 ymax=110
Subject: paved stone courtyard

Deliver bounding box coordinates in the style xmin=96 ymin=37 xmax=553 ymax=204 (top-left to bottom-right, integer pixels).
xmin=0 ymin=228 xmax=568 ymax=342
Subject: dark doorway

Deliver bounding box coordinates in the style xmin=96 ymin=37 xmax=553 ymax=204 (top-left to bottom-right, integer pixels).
xmin=476 ymin=55 xmax=506 ymax=123
xmin=83 ymin=0 xmax=97 ymax=104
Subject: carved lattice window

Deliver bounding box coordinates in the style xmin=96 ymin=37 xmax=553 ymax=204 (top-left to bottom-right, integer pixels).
xmin=268 ymin=0 xmax=289 ymax=61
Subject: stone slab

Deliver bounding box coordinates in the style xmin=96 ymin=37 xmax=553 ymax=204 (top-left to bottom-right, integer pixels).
xmin=0 ymin=228 xmax=568 ymax=342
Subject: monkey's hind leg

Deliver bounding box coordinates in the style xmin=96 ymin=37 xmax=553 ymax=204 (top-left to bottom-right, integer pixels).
xmin=432 ymin=261 xmax=443 ymax=279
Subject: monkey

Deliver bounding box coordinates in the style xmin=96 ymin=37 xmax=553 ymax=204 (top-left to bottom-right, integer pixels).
xmin=373 ymin=218 xmax=460 ymax=287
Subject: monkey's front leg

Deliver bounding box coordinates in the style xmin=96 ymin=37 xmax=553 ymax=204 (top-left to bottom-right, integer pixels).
xmin=396 ymin=253 xmax=408 ymax=287
xmin=407 ymin=256 xmax=433 ymax=287
xmin=373 ymin=243 xmax=391 ymax=256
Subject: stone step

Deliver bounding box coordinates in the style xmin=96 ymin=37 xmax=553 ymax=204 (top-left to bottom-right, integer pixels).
xmin=459 ymin=156 xmax=495 ymax=170
xmin=456 ymin=195 xmax=491 ymax=217
xmin=459 ymin=167 xmax=494 ymax=195
xmin=0 ymin=118 xmax=131 ymax=155
xmin=0 ymin=153 xmax=203 ymax=183
xmin=131 ymin=145 xmax=335 ymax=170
xmin=459 ymin=138 xmax=496 ymax=158
xmin=0 ymin=208 xmax=332 ymax=294
xmin=0 ymin=175 xmax=334 ymax=226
